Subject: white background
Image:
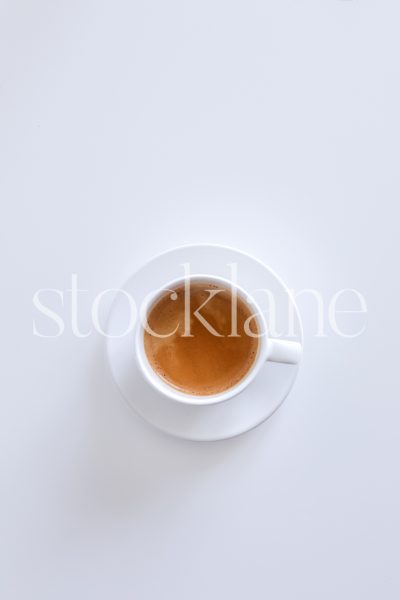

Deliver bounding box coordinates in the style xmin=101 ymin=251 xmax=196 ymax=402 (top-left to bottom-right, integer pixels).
xmin=1 ymin=1 xmax=400 ymax=598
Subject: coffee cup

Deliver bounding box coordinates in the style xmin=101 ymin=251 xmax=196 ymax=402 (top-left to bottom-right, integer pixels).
xmin=135 ymin=274 xmax=302 ymax=405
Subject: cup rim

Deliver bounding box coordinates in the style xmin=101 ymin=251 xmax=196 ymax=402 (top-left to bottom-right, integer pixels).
xmin=134 ymin=273 xmax=269 ymax=406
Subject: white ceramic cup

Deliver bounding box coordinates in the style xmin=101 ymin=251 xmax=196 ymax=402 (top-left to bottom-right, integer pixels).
xmin=135 ymin=274 xmax=302 ymax=406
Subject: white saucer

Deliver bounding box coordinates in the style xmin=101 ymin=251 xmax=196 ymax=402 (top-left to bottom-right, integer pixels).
xmin=106 ymin=244 xmax=303 ymax=441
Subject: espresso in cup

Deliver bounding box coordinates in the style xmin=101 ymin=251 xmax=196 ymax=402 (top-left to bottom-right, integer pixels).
xmin=143 ymin=281 xmax=259 ymax=396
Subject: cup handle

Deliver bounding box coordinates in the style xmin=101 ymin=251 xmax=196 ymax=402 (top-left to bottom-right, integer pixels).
xmin=266 ymin=339 xmax=302 ymax=365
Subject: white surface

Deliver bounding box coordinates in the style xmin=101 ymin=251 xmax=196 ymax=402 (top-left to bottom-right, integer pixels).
xmin=107 ymin=244 xmax=302 ymax=439
xmin=1 ymin=1 xmax=400 ymax=599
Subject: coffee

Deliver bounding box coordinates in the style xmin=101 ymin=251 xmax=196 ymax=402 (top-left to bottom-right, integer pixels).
xmin=143 ymin=281 xmax=259 ymax=396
